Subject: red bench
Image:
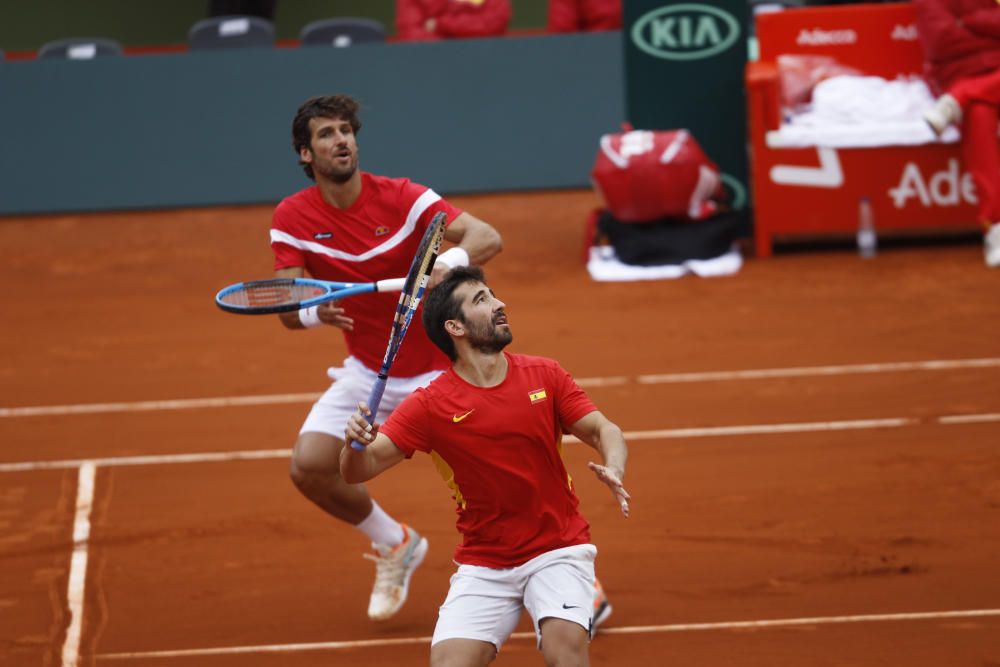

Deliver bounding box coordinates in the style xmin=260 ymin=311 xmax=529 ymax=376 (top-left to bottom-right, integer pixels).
xmin=746 ymin=2 xmax=982 ymax=257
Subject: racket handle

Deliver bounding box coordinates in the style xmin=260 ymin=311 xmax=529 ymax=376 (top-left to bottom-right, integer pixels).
xmin=350 ymin=375 xmax=389 ymax=451
xmin=375 ymin=278 xmax=406 ymax=293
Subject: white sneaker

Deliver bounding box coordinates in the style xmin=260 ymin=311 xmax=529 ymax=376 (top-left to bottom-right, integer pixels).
xmin=924 ymin=93 xmax=962 ymax=136
xmin=985 ymin=224 xmax=1000 ymax=268
xmin=364 ymin=524 xmax=428 ymax=621
xmin=592 ymin=578 xmax=613 ymax=632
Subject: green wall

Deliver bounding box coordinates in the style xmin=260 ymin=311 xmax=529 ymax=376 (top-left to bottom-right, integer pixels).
xmin=0 ymin=1 xmax=548 ymax=52
xmin=0 ymin=32 xmax=624 ymax=215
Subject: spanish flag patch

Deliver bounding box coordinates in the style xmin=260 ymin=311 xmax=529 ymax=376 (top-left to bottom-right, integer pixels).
xmin=528 ymin=388 xmax=547 ymax=404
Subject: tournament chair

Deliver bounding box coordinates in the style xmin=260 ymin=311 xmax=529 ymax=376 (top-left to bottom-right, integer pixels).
xmin=299 ymin=18 xmax=386 ymax=48
xmin=188 ymin=15 xmax=275 ymax=50
xmin=38 ymin=38 xmax=123 ymax=60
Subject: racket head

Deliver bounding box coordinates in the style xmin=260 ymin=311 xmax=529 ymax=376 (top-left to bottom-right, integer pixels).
xmin=215 ymin=278 xmax=332 ymax=314
xmin=376 ymin=211 xmax=448 ymax=373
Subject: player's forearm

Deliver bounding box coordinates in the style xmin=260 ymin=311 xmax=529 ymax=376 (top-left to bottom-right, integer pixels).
xmin=459 ymin=220 xmax=503 ymax=266
xmin=595 ymin=422 xmax=628 ymax=479
xmin=339 ymin=445 xmax=378 ymax=484
xmin=279 ymin=310 xmax=305 ymax=329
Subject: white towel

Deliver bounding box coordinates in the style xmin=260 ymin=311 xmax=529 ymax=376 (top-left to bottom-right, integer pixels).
xmin=770 ymin=75 xmax=962 ymax=148
xmin=586 ymin=245 xmax=743 ymax=282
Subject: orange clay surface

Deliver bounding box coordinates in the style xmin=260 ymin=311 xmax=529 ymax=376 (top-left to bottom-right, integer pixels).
xmin=1 ymin=190 xmax=999 ymax=666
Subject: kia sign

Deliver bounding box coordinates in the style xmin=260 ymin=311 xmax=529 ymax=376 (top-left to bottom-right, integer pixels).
xmin=631 ymin=4 xmax=741 ymax=61
xmin=624 ymin=0 xmax=750 ymax=229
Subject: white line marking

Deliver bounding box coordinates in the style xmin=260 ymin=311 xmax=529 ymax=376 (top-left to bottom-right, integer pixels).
xmin=937 ymin=413 xmax=1000 ymax=425
xmin=61 ymin=462 xmax=96 ymax=667
xmin=638 ymin=357 xmax=1000 ymax=384
xmin=576 ymin=376 xmax=629 ymax=388
xmin=598 ymin=608 xmax=1000 ymax=635
xmin=0 ymin=394 xmax=319 ymax=418
xmin=2 ymin=357 xmax=997 ymax=419
xmin=97 ymin=608 xmax=1000 ymax=660
xmin=0 ymin=414 xmax=975 ymax=473
xmin=0 ymin=449 xmax=291 ymax=473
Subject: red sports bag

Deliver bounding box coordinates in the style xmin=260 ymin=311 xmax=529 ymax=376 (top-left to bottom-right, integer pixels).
xmin=591 ymin=129 xmax=723 ymax=223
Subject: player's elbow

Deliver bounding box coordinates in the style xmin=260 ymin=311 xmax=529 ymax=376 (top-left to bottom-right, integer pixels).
xmin=485 ymin=225 xmax=504 ymax=259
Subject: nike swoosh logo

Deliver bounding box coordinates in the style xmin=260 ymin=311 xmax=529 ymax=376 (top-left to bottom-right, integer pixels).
xmin=452 ymin=409 xmax=475 ymax=423
xmin=562 ymin=603 xmax=580 ymax=610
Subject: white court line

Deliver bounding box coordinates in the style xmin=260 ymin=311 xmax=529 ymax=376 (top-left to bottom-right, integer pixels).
xmin=0 ymin=393 xmax=319 ymax=418
xmin=937 ymin=412 xmax=1000 ymax=425
xmin=637 ymin=357 xmax=1000 ymax=384
xmin=0 ymin=449 xmax=291 ymax=473
xmin=97 ymin=608 xmax=1000 ymax=660
xmin=61 ymin=462 xmax=95 ymax=667
xmin=2 ymin=357 xmax=998 ymax=419
xmin=4 ymin=413 xmax=995 ymax=474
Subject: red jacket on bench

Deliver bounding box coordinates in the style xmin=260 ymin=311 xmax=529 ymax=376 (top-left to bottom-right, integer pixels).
xmin=914 ymin=0 xmax=1000 ymax=91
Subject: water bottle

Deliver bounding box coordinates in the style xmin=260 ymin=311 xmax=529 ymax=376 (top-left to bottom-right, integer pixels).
xmin=857 ymin=196 xmax=877 ymax=259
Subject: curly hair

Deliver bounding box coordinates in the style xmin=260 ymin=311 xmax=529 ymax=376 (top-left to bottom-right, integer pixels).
xmin=291 ymin=95 xmax=362 ymax=180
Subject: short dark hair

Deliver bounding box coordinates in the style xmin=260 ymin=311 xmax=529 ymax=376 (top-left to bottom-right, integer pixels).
xmin=422 ymin=265 xmax=486 ymax=361
xmin=291 ymin=95 xmax=362 ymax=180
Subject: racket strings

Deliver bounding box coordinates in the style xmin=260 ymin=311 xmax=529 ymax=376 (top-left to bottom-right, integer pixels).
xmin=220 ymin=282 xmax=324 ymax=308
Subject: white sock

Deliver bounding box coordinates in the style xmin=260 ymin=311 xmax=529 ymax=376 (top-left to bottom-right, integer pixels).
xmin=356 ymin=500 xmax=405 ymax=547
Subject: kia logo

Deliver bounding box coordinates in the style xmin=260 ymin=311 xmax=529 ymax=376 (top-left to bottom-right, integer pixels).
xmin=631 ymin=4 xmax=740 ymax=61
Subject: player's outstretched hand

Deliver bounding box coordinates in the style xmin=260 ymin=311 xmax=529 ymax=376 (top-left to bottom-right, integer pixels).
xmin=318 ymin=300 xmax=355 ymax=331
xmin=345 ymin=401 xmax=379 ymax=448
xmin=588 ymin=462 xmax=630 ymax=518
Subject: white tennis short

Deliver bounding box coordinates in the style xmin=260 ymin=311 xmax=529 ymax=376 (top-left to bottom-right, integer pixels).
xmin=432 ymin=544 xmax=598 ymax=651
xmin=299 ymin=356 xmax=443 ymax=437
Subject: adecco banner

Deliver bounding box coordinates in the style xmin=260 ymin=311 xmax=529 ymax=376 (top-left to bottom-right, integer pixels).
xmin=624 ymin=0 xmax=750 ymax=216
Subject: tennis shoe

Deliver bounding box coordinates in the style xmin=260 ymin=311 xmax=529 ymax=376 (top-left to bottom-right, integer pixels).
xmin=364 ymin=524 xmax=428 ymax=621
xmin=592 ymin=578 xmax=613 ymax=631
xmin=986 ymin=223 xmax=1000 ymax=269
xmin=924 ymin=93 xmax=961 ymax=136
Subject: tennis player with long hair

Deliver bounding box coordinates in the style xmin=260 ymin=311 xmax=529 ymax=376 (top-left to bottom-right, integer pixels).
xmin=270 ymin=94 xmax=502 ymax=621
xmin=343 ymin=266 xmax=630 ymax=666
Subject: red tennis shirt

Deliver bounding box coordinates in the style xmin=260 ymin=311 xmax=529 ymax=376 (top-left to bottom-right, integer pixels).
xmin=270 ymin=172 xmax=462 ymax=377
xmin=381 ymin=353 xmax=597 ymax=568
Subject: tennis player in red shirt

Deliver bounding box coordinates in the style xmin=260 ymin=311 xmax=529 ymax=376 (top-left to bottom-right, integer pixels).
xmin=271 ymin=95 xmax=503 ymax=621
xmin=342 ymin=266 xmax=630 ymax=666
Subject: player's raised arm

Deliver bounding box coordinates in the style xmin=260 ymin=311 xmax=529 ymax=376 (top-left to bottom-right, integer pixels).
xmin=431 ymin=212 xmax=503 ymax=286
xmin=567 ymin=410 xmax=631 ymax=518
xmin=340 ymin=402 xmax=407 ymax=483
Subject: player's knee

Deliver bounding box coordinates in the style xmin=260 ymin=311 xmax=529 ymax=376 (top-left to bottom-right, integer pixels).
xmin=430 ymin=640 xmax=496 ymax=667
xmin=289 ymin=434 xmax=344 ymax=485
xmin=538 ymin=619 xmax=588 ymax=667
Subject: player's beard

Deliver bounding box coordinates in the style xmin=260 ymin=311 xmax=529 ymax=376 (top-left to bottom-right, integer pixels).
xmin=464 ymin=314 xmax=513 ymax=355
xmin=316 ymin=151 xmax=358 ymax=184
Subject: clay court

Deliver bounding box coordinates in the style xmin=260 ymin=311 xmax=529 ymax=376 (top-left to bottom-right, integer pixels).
xmin=2 ymin=189 xmax=999 ymax=666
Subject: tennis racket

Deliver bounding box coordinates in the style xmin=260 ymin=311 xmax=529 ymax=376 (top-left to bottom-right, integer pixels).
xmin=351 ymin=211 xmax=448 ymax=451
xmin=215 ymin=277 xmax=406 ymax=315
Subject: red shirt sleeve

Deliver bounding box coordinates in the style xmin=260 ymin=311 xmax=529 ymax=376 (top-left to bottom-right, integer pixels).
xmin=380 ymin=389 xmax=433 ymax=458
xmin=271 ymin=199 xmax=305 ymax=270
xmin=553 ymin=362 xmax=598 ymax=429
xmin=395 ymin=178 xmax=464 ymax=232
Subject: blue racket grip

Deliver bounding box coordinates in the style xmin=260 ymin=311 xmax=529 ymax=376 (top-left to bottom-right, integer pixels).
xmin=350 ymin=375 xmax=388 ymax=451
